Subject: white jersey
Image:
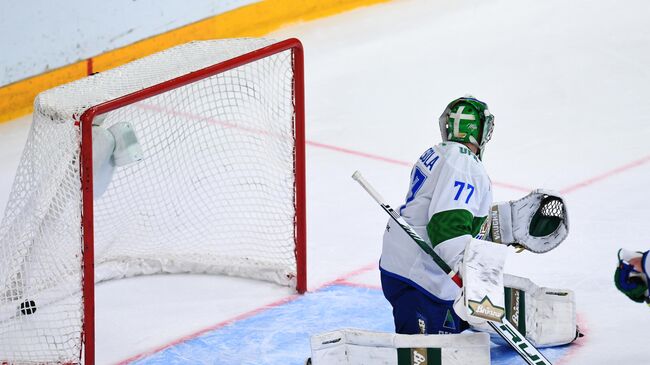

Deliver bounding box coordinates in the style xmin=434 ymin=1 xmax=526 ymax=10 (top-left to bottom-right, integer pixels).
xmin=380 ymin=142 xmax=493 ymax=302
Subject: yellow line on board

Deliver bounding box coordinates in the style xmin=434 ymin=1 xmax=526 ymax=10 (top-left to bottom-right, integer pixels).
xmin=0 ymin=0 xmax=390 ymax=124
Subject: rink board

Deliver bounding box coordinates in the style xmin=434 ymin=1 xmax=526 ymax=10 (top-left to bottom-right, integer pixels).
xmin=129 ymin=284 xmax=570 ymax=364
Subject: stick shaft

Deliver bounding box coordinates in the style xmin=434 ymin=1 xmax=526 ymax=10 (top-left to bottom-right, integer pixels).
xmin=352 ymin=171 xmax=459 ymax=284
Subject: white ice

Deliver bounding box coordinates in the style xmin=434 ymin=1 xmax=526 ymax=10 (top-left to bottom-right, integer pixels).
xmin=1 ymin=0 xmax=649 ymax=363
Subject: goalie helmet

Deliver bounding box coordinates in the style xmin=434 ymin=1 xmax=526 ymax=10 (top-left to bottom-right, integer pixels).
xmin=439 ymin=96 xmax=494 ymax=159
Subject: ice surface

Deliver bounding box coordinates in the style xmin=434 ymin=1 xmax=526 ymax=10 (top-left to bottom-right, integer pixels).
xmin=128 ymin=285 xmax=568 ymax=365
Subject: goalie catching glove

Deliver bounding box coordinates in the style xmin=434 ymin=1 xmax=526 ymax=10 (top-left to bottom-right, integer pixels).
xmin=489 ymin=189 xmax=568 ymax=253
xmin=615 ymin=248 xmax=650 ymax=305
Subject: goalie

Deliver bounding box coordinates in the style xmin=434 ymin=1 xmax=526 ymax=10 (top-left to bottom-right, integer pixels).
xmin=379 ymin=96 xmax=575 ymax=346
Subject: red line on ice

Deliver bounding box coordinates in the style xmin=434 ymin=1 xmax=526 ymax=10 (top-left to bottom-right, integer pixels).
xmin=317 ymin=261 xmax=379 ymax=287
xmin=560 ymin=154 xmax=650 ymax=194
xmin=113 ymin=263 xmax=380 ymax=365
xmin=309 ymin=139 xmax=650 ymax=195
xmin=134 ymin=102 xmax=530 ymax=193
xmin=306 ymin=140 xmax=531 ymax=193
xmin=555 ymin=313 xmax=589 ymax=365
xmin=113 ymin=293 xmax=302 ymax=365
xmin=306 ymin=141 xmax=412 ymax=166
xmin=318 ymin=262 xmax=381 ymax=290
xmin=137 ymin=101 xmax=650 ymax=194
xmin=336 ymin=280 xmax=382 ymax=290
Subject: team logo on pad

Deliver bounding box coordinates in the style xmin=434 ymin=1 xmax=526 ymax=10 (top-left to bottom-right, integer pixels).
xmin=443 ymin=309 xmax=456 ymax=330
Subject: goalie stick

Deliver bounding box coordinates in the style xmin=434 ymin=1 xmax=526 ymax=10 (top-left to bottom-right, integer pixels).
xmin=352 ymin=170 xmax=553 ymax=365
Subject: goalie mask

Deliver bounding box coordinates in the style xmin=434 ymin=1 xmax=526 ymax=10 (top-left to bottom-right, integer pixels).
xmin=439 ymin=96 xmax=494 ymax=159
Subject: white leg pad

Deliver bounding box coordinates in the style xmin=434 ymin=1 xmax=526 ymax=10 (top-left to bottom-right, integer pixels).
xmin=455 ymin=238 xmax=509 ymax=325
xmin=310 ymin=329 xmax=490 ymax=365
xmin=471 ymin=274 xmax=577 ymax=347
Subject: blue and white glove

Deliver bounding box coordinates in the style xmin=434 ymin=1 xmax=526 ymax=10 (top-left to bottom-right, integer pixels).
xmin=614 ymin=249 xmax=649 ymax=304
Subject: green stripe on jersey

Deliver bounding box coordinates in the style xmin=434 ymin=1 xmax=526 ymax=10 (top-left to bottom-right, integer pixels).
xmin=426 ymin=209 xmax=487 ymax=248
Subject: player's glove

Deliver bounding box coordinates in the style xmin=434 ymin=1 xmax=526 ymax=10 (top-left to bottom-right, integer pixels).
xmin=614 ymin=249 xmax=649 ymax=304
xmin=488 ymin=190 xmax=568 ymax=253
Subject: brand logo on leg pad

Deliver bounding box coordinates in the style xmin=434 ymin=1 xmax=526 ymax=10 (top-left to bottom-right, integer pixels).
xmin=468 ymin=296 xmax=505 ymax=322
xmin=412 ymin=348 xmax=427 ymax=365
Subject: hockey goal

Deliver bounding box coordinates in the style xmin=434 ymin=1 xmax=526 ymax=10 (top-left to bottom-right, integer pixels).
xmin=0 ymin=38 xmax=306 ymax=364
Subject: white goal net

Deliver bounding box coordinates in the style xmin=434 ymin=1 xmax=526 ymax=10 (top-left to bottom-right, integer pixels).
xmin=0 ymin=38 xmax=305 ymax=364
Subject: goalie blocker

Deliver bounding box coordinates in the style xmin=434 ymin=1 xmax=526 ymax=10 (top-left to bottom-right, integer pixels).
xmin=456 ymin=239 xmax=579 ymax=348
xmin=470 ymin=274 xmax=580 ymax=347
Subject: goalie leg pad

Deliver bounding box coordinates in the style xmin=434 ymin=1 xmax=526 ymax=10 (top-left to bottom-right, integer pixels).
xmin=310 ymin=329 xmax=490 ymax=365
xmin=454 ymin=238 xmax=508 ymax=326
xmin=471 ymin=274 xmax=578 ymax=347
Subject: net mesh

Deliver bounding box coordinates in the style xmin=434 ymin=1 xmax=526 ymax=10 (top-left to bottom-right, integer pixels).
xmin=0 ymin=38 xmax=298 ymax=363
xmin=540 ymin=197 xmax=564 ymax=219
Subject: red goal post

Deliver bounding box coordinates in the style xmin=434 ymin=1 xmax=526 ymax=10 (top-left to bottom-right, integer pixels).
xmin=80 ymin=38 xmax=307 ymax=365
xmin=0 ymin=38 xmax=306 ymax=365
